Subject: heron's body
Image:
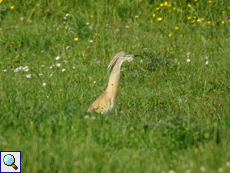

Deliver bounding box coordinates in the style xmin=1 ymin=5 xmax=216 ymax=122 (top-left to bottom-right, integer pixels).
xmin=87 ymin=52 xmax=138 ymax=114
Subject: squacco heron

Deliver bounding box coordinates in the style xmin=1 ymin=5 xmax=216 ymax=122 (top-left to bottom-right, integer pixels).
xmin=87 ymin=51 xmax=139 ymax=114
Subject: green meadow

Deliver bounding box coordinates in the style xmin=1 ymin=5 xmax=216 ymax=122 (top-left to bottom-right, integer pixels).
xmin=0 ymin=0 xmax=230 ymax=172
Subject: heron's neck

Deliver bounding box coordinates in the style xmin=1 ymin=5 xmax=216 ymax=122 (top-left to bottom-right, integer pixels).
xmin=106 ymin=64 xmax=121 ymax=101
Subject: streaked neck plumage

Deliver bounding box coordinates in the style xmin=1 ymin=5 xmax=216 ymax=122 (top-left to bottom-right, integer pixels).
xmin=105 ymin=60 xmax=123 ymax=102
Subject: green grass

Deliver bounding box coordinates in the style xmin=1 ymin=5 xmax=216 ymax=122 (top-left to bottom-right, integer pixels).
xmin=0 ymin=0 xmax=230 ymax=172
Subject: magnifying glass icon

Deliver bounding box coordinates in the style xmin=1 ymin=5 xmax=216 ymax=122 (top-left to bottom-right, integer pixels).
xmin=3 ymin=154 xmax=18 ymax=170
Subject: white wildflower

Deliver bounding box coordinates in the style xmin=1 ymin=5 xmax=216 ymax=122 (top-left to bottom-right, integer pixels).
xmin=66 ymin=46 xmax=70 ymax=49
xmin=14 ymin=68 xmax=19 ymax=72
xmin=125 ymin=25 xmax=129 ymax=28
xmin=62 ymin=69 xmax=66 ymax=72
xmin=84 ymin=115 xmax=89 ymax=119
xmin=3 ymin=69 xmax=7 ymax=72
xmin=226 ymin=162 xmax=230 ymax=166
xmin=72 ymin=67 xmax=75 ymax=69
xmin=50 ymin=66 xmax=53 ymax=69
xmin=187 ymin=52 xmax=190 ymax=56
xmin=116 ymin=29 xmax=120 ymax=32
xmin=26 ymin=74 xmax=31 ymax=78
xmin=200 ymin=166 xmax=206 ymax=172
xmin=185 ymin=170 xmax=191 ymax=173
xmin=94 ymin=81 xmax=96 ymax=83
xmin=186 ymin=59 xmax=190 ymax=63
xmin=63 ymin=16 xmax=67 ymax=20
xmin=43 ymin=83 xmax=46 ymax=86
xmin=218 ymin=168 xmax=223 ymax=172
xmin=140 ymin=60 xmax=143 ymax=63
xmin=39 ymin=73 xmax=43 ymax=76
xmin=23 ymin=66 xmax=29 ymax=72
xmin=91 ymin=116 xmax=96 ymax=120
xmin=41 ymin=65 xmax=45 ymax=67
xmin=86 ymin=22 xmax=89 ymax=25
xmin=89 ymin=40 xmax=93 ymax=43
xmin=56 ymin=56 xmax=60 ymax=60
xmin=20 ymin=17 xmax=24 ymax=21
xmin=205 ymin=61 xmax=208 ymax=65
xmin=168 ymin=170 xmax=176 ymax=173
xmin=56 ymin=63 xmax=61 ymax=67
xmin=204 ymin=56 xmax=208 ymax=60
xmin=66 ymin=13 xmax=69 ymax=16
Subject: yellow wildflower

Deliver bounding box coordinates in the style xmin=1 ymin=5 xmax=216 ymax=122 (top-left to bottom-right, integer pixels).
xmin=209 ymin=1 xmax=212 ymax=3
xmin=208 ymin=21 xmax=211 ymax=24
xmin=95 ymin=33 xmax=97 ymax=35
xmin=10 ymin=6 xmax=14 ymax=9
xmin=175 ymin=26 xmax=179 ymax=30
xmin=160 ymin=3 xmax=163 ymax=7
xmin=168 ymin=33 xmax=172 ymax=37
xmin=201 ymin=18 xmax=204 ymax=20
xmin=0 ymin=0 xmax=3 ymax=3
xmin=164 ymin=2 xmax=168 ymax=6
xmin=228 ymin=19 xmax=230 ymax=22
xmin=156 ymin=7 xmax=161 ymax=10
xmin=157 ymin=17 xmax=162 ymax=21
xmin=222 ymin=21 xmax=225 ymax=24
xmin=60 ymin=89 xmax=62 ymax=92
xmin=47 ymin=96 xmax=49 ymax=98
xmin=36 ymin=4 xmax=39 ymax=6
xmin=188 ymin=4 xmax=191 ymax=7
xmin=174 ymin=2 xmax=176 ymax=4
xmin=180 ymin=34 xmax=183 ymax=38
xmin=74 ymin=37 xmax=78 ymax=41
xmin=153 ymin=14 xmax=155 ymax=17
xmin=187 ymin=16 xmax=191 ymax=20
xmin=135 ymin=15 xmax=138 ymax=18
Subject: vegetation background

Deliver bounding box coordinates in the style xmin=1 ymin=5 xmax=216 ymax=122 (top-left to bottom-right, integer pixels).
xmin=0 ymin=0 xmax=230 ymax=172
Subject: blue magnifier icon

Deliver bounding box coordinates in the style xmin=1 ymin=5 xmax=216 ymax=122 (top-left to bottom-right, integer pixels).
xmin=3 ymin=154 xmax=18 ymax=170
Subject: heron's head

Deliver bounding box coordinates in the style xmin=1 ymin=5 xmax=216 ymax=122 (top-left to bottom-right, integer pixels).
xmin=108 ymin=51 xmax=139 ymax=71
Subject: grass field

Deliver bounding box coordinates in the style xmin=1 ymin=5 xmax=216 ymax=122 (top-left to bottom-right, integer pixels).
xmin=0 ymin=0 xmax=230 ymax=172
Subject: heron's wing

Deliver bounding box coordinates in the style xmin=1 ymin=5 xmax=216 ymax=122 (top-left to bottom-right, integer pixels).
xmin=87 ymin=92 xmax=112 ymax=113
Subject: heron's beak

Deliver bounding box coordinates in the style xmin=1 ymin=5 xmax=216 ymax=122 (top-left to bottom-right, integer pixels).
xmin=126 ymin=54 xmax=139 ymax=62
